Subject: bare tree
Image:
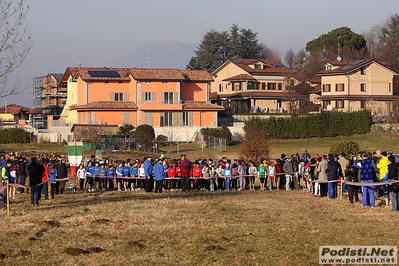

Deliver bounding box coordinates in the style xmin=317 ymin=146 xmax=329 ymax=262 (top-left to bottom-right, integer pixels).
xmin=259 ymin=43 xmax=281 ymax=62
xmin=0 ymin=0 xmax=32 ymax=98
xmin=284 ymin=48 xmax=295 ymax=69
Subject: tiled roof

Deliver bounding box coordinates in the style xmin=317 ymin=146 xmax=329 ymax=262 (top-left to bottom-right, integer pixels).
xmin=76 ymin=68 xmax=130 ymax=82
xmin=227 ymin=58 xmax=295 ymax=75
xmin=71 ymin=101 xmax=138 ymax=110
xmin=209 ymin=91 xmax=303 ymax=100
xmin=318 ymin=59 xmax=396 ymax=75
xmin=223 ymin=74 xmax=257 ymax=81
xmin=180 ymin=70 xmax=213 ymax=82
xmin=129 ymin=68 xmax=185 ymax=81
xmin=0 ymin=104 xmax=30 ymax=115
xmin=319 ymin=95 xmax=397 ymax=101
xmin=306 ymin=78 xmax=321 ymax=84
xmin=51 ymin=73 xmax=64 ymax=84
xmin=183 ymin=101 xmax=224 ymax=110
xmin=27 ymin=108 xmax=42 ymax=114
xmin=61 ymin=67 xmax=80 ymax=83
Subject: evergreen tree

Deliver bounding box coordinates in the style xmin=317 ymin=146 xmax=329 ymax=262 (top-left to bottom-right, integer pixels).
xmin=239 ymin=28 xmax=261 ymax=59
xmin=228 ymin=24 xmax=240 ymax=58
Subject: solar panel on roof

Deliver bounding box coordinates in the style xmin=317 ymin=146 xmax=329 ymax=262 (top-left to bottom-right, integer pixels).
xmin=342 ymin=66 xmax=353 ymax=70
xmin=88 ymin=70 xmax=97 ymax=77
xmin=103 ymin=71 xmax=113 ymax=77
xmin=353 ymin=59 xmax=366 ymax=65
xmin=272 ymin=63 xmax=283 ymax=67
xmin=96 ymin=71 xmax=105 ymax=77
xmin=232 ymin=59 xmax=242 ymax=64
xmin=110 ymin=71 xmax=120 ymax=77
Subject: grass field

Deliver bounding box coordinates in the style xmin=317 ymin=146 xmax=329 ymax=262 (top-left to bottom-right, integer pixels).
xmin=0 ymin=189 xmax=396 ymax=265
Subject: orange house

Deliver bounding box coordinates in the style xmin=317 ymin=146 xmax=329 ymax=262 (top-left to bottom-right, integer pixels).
xmin=65 ymin=67 xmax=223 ymax=130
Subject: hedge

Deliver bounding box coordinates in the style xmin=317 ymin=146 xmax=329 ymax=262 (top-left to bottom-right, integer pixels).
xmin=200 ymin=125 xmax=233 ymax=145
xmin=0 ymin=128 xmax=32 ymax=143
xmin=243 ymin=110 xmax=372 ymax=139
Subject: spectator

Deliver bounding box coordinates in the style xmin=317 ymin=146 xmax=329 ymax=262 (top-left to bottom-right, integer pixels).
xmin=27 ymin=158 xmax=45 ymax=206
xmin=354 ymin=152 xmax=375 ymax=208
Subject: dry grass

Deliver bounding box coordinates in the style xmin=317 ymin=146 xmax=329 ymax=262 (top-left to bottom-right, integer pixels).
xmin=0 ymin=189 xmax=396 ymax=265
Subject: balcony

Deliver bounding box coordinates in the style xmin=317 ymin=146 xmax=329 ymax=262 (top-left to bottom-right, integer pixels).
xmin=138 ymin=101 xmax=183 ymax=111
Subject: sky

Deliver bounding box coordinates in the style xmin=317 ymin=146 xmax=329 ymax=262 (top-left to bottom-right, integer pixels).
xmin=3 ymin=0 xmax=399 ymax=107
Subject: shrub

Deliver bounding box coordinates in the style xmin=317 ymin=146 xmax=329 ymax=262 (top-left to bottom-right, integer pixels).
xmin=117 ymin=124 xmax=135 ymax=138
xmin=156 ymin=134 xmax=168 ymax=146
xmin=243 ymin=110 xmax=371 ymax=139
xmin=329 ymin=140 xmax=361 ymax=157
xmin=134 ymin=124 xmax=155 ymax=145
xmin=240 ymin=132 xmax=269 ymax=164
xmin=0 ymin=128 xmax=32 ymax=143
xmin=201 ymin=126 xmax=233 ymax=145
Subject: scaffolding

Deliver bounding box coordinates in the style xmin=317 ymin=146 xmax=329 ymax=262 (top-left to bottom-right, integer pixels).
xmin=33 ymin=76 xmax=45 ymax=109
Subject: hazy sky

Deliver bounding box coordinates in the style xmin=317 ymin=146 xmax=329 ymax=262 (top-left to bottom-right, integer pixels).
xmin=4 ymin=0 xmax=399 ymax=107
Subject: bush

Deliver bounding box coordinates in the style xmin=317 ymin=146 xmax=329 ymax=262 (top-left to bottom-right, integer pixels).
xmin=156 ymin=134 xmax=168 ymax=146
xmin=0 ymin=128 xmax=31 ymax=143
xmin=240 ymin=132 xmax=269 ymax=164
xmin=134 ymin=124 xmax=155 ymax=145
xmin=117 ymin=124 xmax=135 ymax=137
xmin=201 ymin=126 xmax=233 ymax=145
xmin=243 ymin=110 xmax=371 ymax=139
xmin=329 ymin=140 xmax=361 ymax=157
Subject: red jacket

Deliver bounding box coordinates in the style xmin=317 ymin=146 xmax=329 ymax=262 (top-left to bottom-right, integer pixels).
xmin=167 ymin=166 xmax=176 ymax=178
xmin=42 ymin=163 xmax=49 ymax=182
xmin=175 ymin=166 xmax=181 ymax=177
xmin=178 ymin=158 xmax=191 ymax=177
xmin=192 ymin=166 xmax=202 ymax=178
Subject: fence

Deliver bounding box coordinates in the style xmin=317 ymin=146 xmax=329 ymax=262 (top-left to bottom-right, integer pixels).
xmin=195 ymin=133 xmax=226 ymax=152
xmin=78 ymin=136 xmax=158 ymax=153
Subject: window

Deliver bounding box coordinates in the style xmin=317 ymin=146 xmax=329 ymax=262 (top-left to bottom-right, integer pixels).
xmin=336 ymin=100 xmax=344 ymax=109
xmin=247 ymin=82 xmax=258 ymax=90
xmin=111 ymin=92 xmax=123 ymax=101
xmin=360 ymin=83 xmax=366 ymax=92
xmin=323 ymin=100 xmax=331 ymax=109
xmin=323 ymin=84 xmax=331 ymax=92
xmin=105 ymin=81 xmax=109 ymax=85
xmin=160 ymin=112 xmax=173 ymax=127
xmin=181 ymin=112 xmax=192 ymax=127
xmin=143 ymin=92 xmax=153 ymax=101
xmin=182 ymin=81 xmax=186 ymax=85
xmin=144 ymin=112 xmax=153 ymax=126
xmin=327 ymin=65 xmax=332 ymax=70
xmin=119 ymin=81 xmax=123 ymax=85
xmin=219 ymin=84 xmax=223 ymax=92
xmin=162 ymin=92 xmax=174 ymax=104
xmin=235 ymin=83 xmax=242 ymax=91
xmin=360 ymin=101 xmax=366 ymax=109
xmin=145 ymin=81 xmax=151 ymax=84
xmin=254 ymin=64 xmax=261 ymax=69
xmin=267 ymin=83 xmax=277 ymax=90
xmin=361 ymin=67 xmax=366 ymax=75
xmin=162 ymin=81 xmax=168 ymax=84
xmin=336 ymin=83 xmax=345 ymax=92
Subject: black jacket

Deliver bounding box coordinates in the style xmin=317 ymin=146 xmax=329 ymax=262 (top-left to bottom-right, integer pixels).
xmin=57 ymin=163 xmax=68 ymax=179
xmin=345 ymin=166 xmax=359 ymax=182
xmin=326 ymin=160 xmax=342 ymax=181
xmin=387 ymin=163 xmax=399 ymax=193
xmin=28 ymin=162 xmax=45 ymax=186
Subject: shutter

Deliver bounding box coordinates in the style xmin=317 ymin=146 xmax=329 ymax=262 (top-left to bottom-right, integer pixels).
xmin=322 ymin=85 xmax=325 ymax=92
xmin=189 ymin=112 xmax=193 ymax=127
xmin=267 ymin=83 xmax=270 ymax=90
xmin=335 ymin=84 xmax=338 ymax=92
xmin=123 ymin=92 xmax=129 ymax=101
xmin=219 ymin=84 xmax=221 ymax=92
xmin=142 ymin=92 xmax=145 ymax=102
xmin=151 ymin=92 xmax=155 ymax=102
xmin=110 ymin=92 xmax=115 ymax=101
xmin=161 ymin=93 xmax=164 ymax=104
xmin=262 ymin=83 xmax=266 ymax=90
xmin=160 ymin=112 xmax=165 ymax=126
xmin=342 ymin=100 xmax=345 ymax=108
xmin=174 ymin=92 xmax=178 ymax=104
xmin=232 ymin=83 xmax=234 ymax=91
xmin=239 ymin=82 xmax=242 ymax=91
xmin=124 ymin=112 xmax=130 ymax=124
xmin=173 ymin=112 xmax=178 ymax=126
xmin=180 ymin=92 xmax=184 ymax=102
xmin=180 ymin=112 xmax=183 ymax=127
xmin=278 ymin=83 xmax=282 ymax=90
xmin=335 ymin=101 xmax=338 ymax=108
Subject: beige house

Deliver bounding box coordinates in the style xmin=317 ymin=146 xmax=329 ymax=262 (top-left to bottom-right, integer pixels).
xmin=317 ymin=59 xmax=398 ymax=114
xmin=210 ymin=58 xmax=298 ymax=114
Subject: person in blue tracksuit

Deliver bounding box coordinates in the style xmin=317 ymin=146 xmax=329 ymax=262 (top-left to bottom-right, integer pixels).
xmin=154 ymin=158 xmax=165 ymax=193
xmin=106 ymin=165 xmax=115 ymax=191
xmin=130 ymin=162 xmax=138 ymax=191
xmin=354 ymin=152 xmax=375 ymax=207
xmin=85 ymin=161 xmax=93 ymax=192
xmin=122 ymin=162 xmax=130 ymax=191
xmin=92 ymin=162 xmax=100 ymax=192
xmin=144 ymin=156 xmax=154 ymax=192
xmin=116 ymin=162 xmax=124 ymax=191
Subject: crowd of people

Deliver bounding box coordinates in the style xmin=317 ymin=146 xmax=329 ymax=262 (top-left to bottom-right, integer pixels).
xmin=1 ymin=149 xmax=399 ymax=211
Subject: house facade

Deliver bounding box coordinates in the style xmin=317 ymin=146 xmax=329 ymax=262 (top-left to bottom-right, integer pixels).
xmin=35 ymin=73 xmax=67 ymax=116
xmin=210 ymin=58 xmax=298 ymax=114
xmin=60 ymin=68 xmax=223 ymax=136
xmin=317 ymin=60 xmax=398 ymax=114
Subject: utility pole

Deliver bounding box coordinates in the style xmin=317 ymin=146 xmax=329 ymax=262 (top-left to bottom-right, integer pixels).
xmin=146 ymin=47 xmax=151 ymax=68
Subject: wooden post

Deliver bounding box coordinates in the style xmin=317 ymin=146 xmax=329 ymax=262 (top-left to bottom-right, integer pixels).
xmin=6 ymin=180 xmax=9 ymax=218
xmin=340 ymin=180 xmax=343 ymax=201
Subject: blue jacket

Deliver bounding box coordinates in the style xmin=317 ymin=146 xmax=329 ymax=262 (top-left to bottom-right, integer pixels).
xmin=123 ymin=166 xmax=130 ymax=177
xmin=354 ymin=158 xmax=374 ymax=181
xmin=86 ymin=165 xmax=93 ymax=176
xmin=49 ymin=168 xmax=58 ymax=184
xmin=153 ymin=162 xmax=165 ymax=181
xmin=144 ymin=160 xmax=153 ymax=177
xmin=107 ymin=169 xmax=115 ymax=179
xmin=116 ymin=166 xmax=123 ymax=177
xmin=130 ymin=165 xmax=138 ymax=177
xmin=92 ymin=166 xmax=100 ymax=177
xmin=224 ymin=168 xmax=232 ymax=178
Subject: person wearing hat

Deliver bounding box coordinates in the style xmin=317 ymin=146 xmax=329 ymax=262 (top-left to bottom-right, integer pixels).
xmin=154 ymin=158 xmax=165 ymax=193
xmin=377 ymin=151 xmax=390 ymax=208
xmin=144 ymin=156 xmax=154 ymax=192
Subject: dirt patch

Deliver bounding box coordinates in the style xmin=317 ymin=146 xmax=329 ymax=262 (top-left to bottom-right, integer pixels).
xmin=64 ymin=247 xmax=105 ymax=256
xmin=93 ymin=218 xmax=112 ymax=225
xmin=28 ymin=237 xmax=37 ymax=241
xmin=18 ymin=250 xmax=32 ymax=257
xmin=89 ymin=232 xmax=103 ymax=238
xmin=35 ymin=228 xmax=49 ymax=238
xmin=65 ymin=247 xmax=89 ymax=256
xmin=128 ymin=241 xmax=146 ymax=249
xmin=87 ymin=247 xmax=105 ymax=254
xmin=222 ymin=236 xmax=231 ymax=241
xmin=29 ymin=220 xmax=60 ymax=228
xmin=205 ymin=245 xmax=225 ymax=251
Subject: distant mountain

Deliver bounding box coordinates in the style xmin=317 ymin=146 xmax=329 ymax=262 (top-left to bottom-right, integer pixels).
xmin=108 ymin=41 xmax=197 ymax=69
